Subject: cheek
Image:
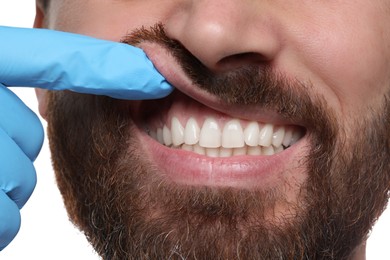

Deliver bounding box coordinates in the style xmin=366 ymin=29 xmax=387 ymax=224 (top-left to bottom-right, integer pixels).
xmin=298 ymin=8 xmax=390 ymax=114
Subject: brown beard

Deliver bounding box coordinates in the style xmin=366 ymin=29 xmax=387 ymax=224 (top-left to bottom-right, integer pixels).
xmin=46 ymin=25 xmax=390 ymax=259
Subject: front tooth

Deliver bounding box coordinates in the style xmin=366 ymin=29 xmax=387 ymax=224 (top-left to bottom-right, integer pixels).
xmin=220 ymin=147 xmax=233 ymax=157
xmin=248 ymin=146 xmax=262 ymax=155
xmin=233 ymin=147 xmax=247 ymax=156
xmin=244 ymin=122 xmax=260 ymax=146
xmin=259 ymin=124 xmax=273 ymax=147
xmin=206 ymin=148 xmax=219 ymax=157
xmin=184 ymin=117 xmax=200 ymax=145
xmin=163 ymin=125 xmax=172 ymax=146
xmin=199 ymin=118 xmax=222 ymax=148
xmin=171 ymin=117 xmax=184 ymax=146
xmin=194 ymin=144 xmax=206 ymax=155
xmin=222 ymin=119 xmax=245 ymax=148
xmin=272 ymin=127 xmax=285 ymax=147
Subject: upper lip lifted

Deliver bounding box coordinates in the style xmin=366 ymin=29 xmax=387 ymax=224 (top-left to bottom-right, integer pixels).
xmin=140 ymin=42 xmax=304 ymax=127
xmin=128 ymin=42 xmax=309 ymax=188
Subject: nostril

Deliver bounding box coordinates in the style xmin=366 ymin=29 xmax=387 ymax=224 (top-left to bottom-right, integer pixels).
xmin=216 ymin=52 xmax=269 ymax=71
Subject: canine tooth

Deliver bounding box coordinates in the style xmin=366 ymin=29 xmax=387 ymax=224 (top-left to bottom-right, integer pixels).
xmin=220 ymin=147 xmax=233 ymax=157
xmin=282 ymin=128 xmax=293 ymax=147
xmin=184 ymin=117 xmax=200 ymax=145
xmin=182 ymin=144 xmax=193 ymax=152
xmin=157 ymin=128 xmax=164 ymax=144
xmin=259 ymin=124 xmax=273 ymax=147
xmin=233 ymin=147 xmax=247 ymax=156
xmin=244 ymin=122 xmax=260 ymax=146
xmin=199 ymin=118 xmax=221 ymax=148
xmin=222 ymin=119 xmax=245 ymax=148
xmin=194 ymin=144 xmax=206 ymax=155
xmin=206 ymin=148 xmax=219 ymax=157
xmin=272 ymin=127 xmax=285 ymax=147
xmin=163 ymin=125 xmax=172 ymax=146
xmin=171 ymin=117 xmax=185 ymax=146
xmin=262 ymin=145 xmax=275 ymax=155
xmin=248 ymin=146 xmax=262 ymax=155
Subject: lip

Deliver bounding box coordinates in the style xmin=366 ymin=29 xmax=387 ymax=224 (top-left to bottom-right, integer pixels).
xmin=129 ymin=42 xmax=309 ymax=188
xmin=140 ymin=42 xmax=304 ymax=126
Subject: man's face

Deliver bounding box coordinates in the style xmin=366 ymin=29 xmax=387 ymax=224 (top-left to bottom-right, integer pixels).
xmin=36 ymin=1 xmax=390 ymax=259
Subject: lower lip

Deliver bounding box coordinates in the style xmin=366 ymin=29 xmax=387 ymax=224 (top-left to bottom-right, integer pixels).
xmin=136 ymin=127 xmax=307 ymax=189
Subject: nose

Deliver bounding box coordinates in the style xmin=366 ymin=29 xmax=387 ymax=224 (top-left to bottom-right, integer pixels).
xmin=164 ymin=0 xmax=281 ymax=72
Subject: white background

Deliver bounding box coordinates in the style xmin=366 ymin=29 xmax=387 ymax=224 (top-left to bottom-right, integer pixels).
xmin=0 ymin=1 xmax=389 ymax=259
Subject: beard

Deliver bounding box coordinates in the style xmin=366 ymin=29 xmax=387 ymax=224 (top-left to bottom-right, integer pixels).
xmin=46 ymin=24 xmax=390 ymax=259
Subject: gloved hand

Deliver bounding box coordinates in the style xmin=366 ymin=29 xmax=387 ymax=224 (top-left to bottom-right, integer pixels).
xmin=0 ymin=26 xmax=173 ymax=250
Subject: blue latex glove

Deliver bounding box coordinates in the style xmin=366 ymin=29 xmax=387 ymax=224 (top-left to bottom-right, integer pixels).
xmin=0 ymin=26 xmax=173 ymax=250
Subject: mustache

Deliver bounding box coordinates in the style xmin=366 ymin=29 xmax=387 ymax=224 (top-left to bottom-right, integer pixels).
xmin=121 ymin=23 xmax=334 ymax=130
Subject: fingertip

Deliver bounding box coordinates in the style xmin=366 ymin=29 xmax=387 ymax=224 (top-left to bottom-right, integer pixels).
xmin=0 ymin=191 xmax=21 ymax=250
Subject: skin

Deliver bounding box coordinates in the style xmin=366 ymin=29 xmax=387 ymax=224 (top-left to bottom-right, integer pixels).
xmin=34 ymin=0 xmax=390 ymax=259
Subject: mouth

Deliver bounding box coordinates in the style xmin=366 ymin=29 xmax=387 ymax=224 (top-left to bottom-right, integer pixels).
xmin=129 ymin=42 xmax=308 ymax=188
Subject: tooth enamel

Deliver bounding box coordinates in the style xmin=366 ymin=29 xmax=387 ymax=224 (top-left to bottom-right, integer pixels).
xmin=275 ymin=145 xmax=284 ymax=153
xmin=233 ymin=147 xmax=247 ymax=156
xmin=282 ymin=128 xmax=293 ymax=147
xmin=184 ymin=117 xmax=200 ymax=145
xmin=182 ymin=144 xmax=193 ymax=152
xmin=272 ymin=127 xmax=285 ymax=147
xmin=157 ymin=128 xmax=164 ymax=144
xmin=222 ymin=119 xmax=245 ymax=148
xmin=220 ymin=147 xmax=233 ymax=157
xmin=194 ymin=144 xmax=206 ymax=155
xmin=151 ymin=116 xmax=303 ymax=157
xmin=199 ymin=117 xmax=222 ymax=148
xmin=248 ymin=146 xmax=262 ymax=155
xmin=163 ymin=125 xmax=172 ymax=146
xmin=244 ymin=121 xmax=260 ymax=147
xmin=258 ymin=123 xmax=274 ymax=147
xmin=206 ymin=148 xmax=219 ymax=157
xmin=171 ymin=117 xmax=185 ymax=146
xmin=262 ymin=145 xmax=275 ymax=156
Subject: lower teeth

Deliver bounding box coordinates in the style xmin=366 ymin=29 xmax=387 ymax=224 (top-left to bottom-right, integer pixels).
xmin=158 ymin=143 xmax=287 ymax=157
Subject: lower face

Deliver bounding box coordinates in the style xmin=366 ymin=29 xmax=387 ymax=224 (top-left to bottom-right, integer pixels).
xmin=42 ymin=1 xmax=390 ymax=259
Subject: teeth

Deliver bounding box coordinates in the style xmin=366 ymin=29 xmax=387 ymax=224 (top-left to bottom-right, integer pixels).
xmin=262 ymin=145 xmax=275 ymax=156
xmin=194 ymin=144 xmax=206 ymax=155
xmin=163 ymin=125 xmax=172 ymax=146
xmin=222 ymin=119 xmax=245 ymax=148
xmin=184 ymin=117 xmax=200 ymax=145
xmin=258 ymin=123 xmax=273 ymax=147
xmin=233 ymin=147 xmax=247 ymax=156
xmin=206 ymin=148 xmax=220 ymax=157
xmin=244 ymin=121 xmax=260 ymax=147
xmin=247 ymin=146 xmax=262 ymax=156
xmin=149 ymin=116 xmax=304 ymax=157
xmin=171 ymin=117 xmax=185 ymax=146
xmin=220 ymin=147 xmax=233 ymax=157
xmin=157 ymin=128 xmax=164 ymax=144
xmin=272 ymin=127 xmax=285 ymax=147
xmin=199 ymin=118 xmax=222 ymax=148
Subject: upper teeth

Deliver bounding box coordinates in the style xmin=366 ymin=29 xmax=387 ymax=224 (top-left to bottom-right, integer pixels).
xmin=148 ymin=117 xmax=303 ymax=157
